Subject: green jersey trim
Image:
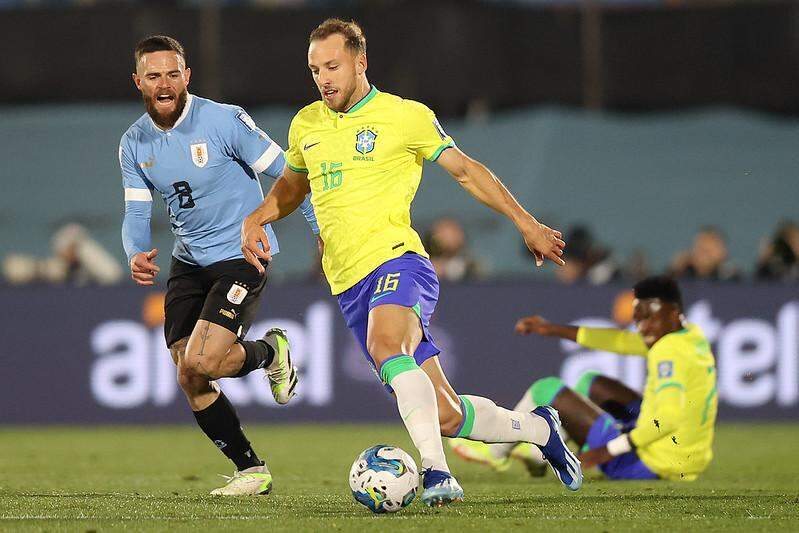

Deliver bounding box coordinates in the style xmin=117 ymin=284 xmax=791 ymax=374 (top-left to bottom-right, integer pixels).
xmin=654 ymin=381 xmax=686 ymax=394
xmin=286 ymin=162 xmax=308 ymax=173
xmin=701 ymin=386 xmax=717 ymax=424
xmin=346 ymin=85 xmax=379 ymax=114
xmin=427 ymin=141 xmax=454 ymax=162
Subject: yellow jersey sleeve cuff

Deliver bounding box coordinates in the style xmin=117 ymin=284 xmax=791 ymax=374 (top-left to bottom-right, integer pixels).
xmin=286 ymin=162 xmax=308 ymax=173
xmin=426 ymin=141 xmax=454 ymax=162
xmin=576 ymin=327 xmax=588 ymax=345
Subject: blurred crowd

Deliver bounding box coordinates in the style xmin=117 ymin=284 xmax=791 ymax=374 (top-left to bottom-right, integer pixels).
xmin=423 ymin=218 xmax=799 ymax=285
xmin=2 ymin=224 xmax=122 ymax=286
xmin=0 ymin=0 xmax=737 ymax=8
xmin=2 ymin=219 xmax=797 ymax=286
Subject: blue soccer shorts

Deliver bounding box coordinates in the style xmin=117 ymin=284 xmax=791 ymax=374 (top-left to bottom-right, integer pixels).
xmin=336 ymin=252 xmax=441 ymax=392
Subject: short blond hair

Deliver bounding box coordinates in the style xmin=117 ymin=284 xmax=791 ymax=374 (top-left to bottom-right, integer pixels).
xmin=309 ymin=18 xmax=366 ymax=55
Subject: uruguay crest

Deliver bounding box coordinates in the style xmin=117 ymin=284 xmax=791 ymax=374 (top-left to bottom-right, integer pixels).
xmin=355 ymin=129 xmax=377 ymax=155
xmin=190 ymin=142 xmax=209 ymax=168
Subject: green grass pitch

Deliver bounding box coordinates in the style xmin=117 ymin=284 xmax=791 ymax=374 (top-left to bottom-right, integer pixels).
xmin=1 ymin=423 xmax=797 ymax=531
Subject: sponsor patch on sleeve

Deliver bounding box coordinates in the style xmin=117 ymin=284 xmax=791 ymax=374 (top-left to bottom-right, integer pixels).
xmin=236 ymin=111 xmax=257 ymax=132
xmin=657 ymin=360 xmax=674 ymax=379
xmin=226 ymin=283 xmax=249 ymax=305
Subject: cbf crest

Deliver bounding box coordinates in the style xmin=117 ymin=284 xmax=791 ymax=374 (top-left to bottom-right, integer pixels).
xmin=355 ymin=128 xmax=377 ymax=155
xmin=191 ymin=142 xmax=209 ymax=168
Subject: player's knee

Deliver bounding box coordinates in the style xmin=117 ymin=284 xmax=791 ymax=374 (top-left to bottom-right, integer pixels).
xmin=169 ymin=337 xmax=189 ymax=366
xmin=530 ymin=376 xmax=565 ymax=406
xmin=176 ymin=359 xmax=207 ymax=394
xmin=366 ymin=331 xmax=404 ymax=360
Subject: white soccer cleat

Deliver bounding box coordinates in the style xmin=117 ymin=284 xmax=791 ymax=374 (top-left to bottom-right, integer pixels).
xmin=210 ymin=464 xmax=273 ymax=496
xmin=263 ymin=328 xmax=298 ymax=405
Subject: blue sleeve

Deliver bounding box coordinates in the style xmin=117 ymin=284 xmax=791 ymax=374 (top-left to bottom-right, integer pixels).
xmin=122 ymin=206 xmax=152 ymax=264
xmin=225 ymin=107 xmax=283 ymax=175
xmin=264 ymin=150 xmax=286 ymax=179
xmin=119 ymin=138 xmax=154 ymax=263
xmin=299 ymin=194 xmax=319 ymax=235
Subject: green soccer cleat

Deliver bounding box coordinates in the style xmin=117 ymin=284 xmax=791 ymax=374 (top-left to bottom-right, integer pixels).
xmin=448 ymin=438 xmax=511 ymax=472
xmin=263 ymin=328 xmax=298 ymax=405
xmin=210 ymin=465 xmax=273 ymax=496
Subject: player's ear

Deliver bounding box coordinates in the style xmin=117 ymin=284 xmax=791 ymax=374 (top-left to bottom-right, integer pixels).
xmin=132 ymin=73 xmax=141 ymax=91
xmin=184 ymin=67 xmax=192 ymax=86
xmin=356 ymin=53 xmax=367 ymax=75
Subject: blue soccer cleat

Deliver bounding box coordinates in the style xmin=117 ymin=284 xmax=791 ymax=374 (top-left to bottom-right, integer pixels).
xmin=533 ymin=406 xmax=583 ymax=491
xmin=420 ymin=469 xmax=464 ymax=507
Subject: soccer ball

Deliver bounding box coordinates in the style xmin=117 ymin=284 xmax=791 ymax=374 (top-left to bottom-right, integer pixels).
xmin=349 ymin=444 xmax=418 ymax=513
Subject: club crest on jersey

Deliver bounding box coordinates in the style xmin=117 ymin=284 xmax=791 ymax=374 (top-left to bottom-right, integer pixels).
xmin=190 ymin=142 xmax=209 ymax=168
xmin=657 ymin=360 xmax=674 ymax=379
xmin=355 ymin=128 xmax=377 ymax=155
xmin=226 ymin=283 xmax=248 ymax=305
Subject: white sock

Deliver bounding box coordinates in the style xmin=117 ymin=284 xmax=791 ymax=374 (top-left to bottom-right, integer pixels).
xmin=459 ymin=395 xmax=550 ymax=446
xmin=489 ymin=388 xmax=537 ymax=459
xmin=390 ymin=367 xmax=450 ymax=472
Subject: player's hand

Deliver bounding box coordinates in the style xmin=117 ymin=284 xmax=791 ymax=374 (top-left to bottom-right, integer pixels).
xmin=241 ymin=216 xmax=271 ymax=274
xmin=521 ymin=220 xmax=566 ymax=267
xmin=130 ymin=248 xmax=159 ymax=286
xmin=578 ymin=446 xmax=613 ymax=469
xmin=515 ymin=315 xmax=552 ymax=336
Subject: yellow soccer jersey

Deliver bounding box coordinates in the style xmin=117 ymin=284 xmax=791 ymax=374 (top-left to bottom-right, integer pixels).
xmin=285 ymin=86 xmax=454 ymax=294
xmin=577 ymin=324 xmax=718 ymax=481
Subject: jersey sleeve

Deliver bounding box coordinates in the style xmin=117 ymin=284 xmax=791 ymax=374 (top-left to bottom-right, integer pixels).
xmin=629 ymin=341 xmax=688 ymax=447
xmin=225 ymin=107 xmax=284 ymax=177
xmin=403 ymin=100 xmax=455 ymax=162
xmin=285 ymin=114 xmax=308 ymax=173
xmin=576 ymin=327 xmax=649 ymax=356
xmin=119 ymin=137 xmax=154 ymax=263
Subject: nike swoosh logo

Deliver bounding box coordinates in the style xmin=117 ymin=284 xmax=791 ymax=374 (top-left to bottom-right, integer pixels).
xmin=303 ymin=142 xmax=320 ymax=150
xmin=370 ymin=292 xmax=393 ymax=304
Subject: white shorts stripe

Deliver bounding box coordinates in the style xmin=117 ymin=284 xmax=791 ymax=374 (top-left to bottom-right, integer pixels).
xmin=250 ymin=143 xmax=282 ymax=174
xmin=124 ymin=188 xmax=153 ymax=201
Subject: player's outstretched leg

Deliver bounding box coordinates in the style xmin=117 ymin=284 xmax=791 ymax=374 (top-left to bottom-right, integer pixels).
xmin=368 ymin=305 xmax=463 ymax=507
xmin=424 ymin=360 xmax=580 ymax=490
xmin=449 ymin=381 xmax=546 ymax=476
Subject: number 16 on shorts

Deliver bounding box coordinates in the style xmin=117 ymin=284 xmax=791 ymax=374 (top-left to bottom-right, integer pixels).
xmin=374 ymin=273 xmax=400 ymax=296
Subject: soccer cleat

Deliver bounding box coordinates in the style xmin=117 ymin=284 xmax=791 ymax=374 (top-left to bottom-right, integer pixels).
xmin=210 ymin=465 xmax=273 ymax=495
xmin=532 ymin=406 xmax=582 ymax=491
xmin=263 ymin=328 xmax=298 ymax=405
xmin=509 ymin=442 xmax=548 ymax=478
xmin=420 ymin=469 xmax=464 ymax=507
xmin=448 ymin=438 xmax=511 ymax=472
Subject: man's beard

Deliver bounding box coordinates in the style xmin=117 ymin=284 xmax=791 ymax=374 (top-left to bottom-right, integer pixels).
xmin=144 ymin=90 xmax=187 ymax=129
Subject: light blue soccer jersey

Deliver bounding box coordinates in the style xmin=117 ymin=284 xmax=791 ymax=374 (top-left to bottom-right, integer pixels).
xmin=120 ymin=94 xmax=317 ymax=267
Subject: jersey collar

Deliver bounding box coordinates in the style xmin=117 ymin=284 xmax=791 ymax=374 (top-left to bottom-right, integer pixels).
xmin=326 ymin=85 xmax=378 ymax=117
xmin=149 ymin=93 xmax=194 ymax=133
xmin=346 ymin=85 xmax=378 ymax=114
